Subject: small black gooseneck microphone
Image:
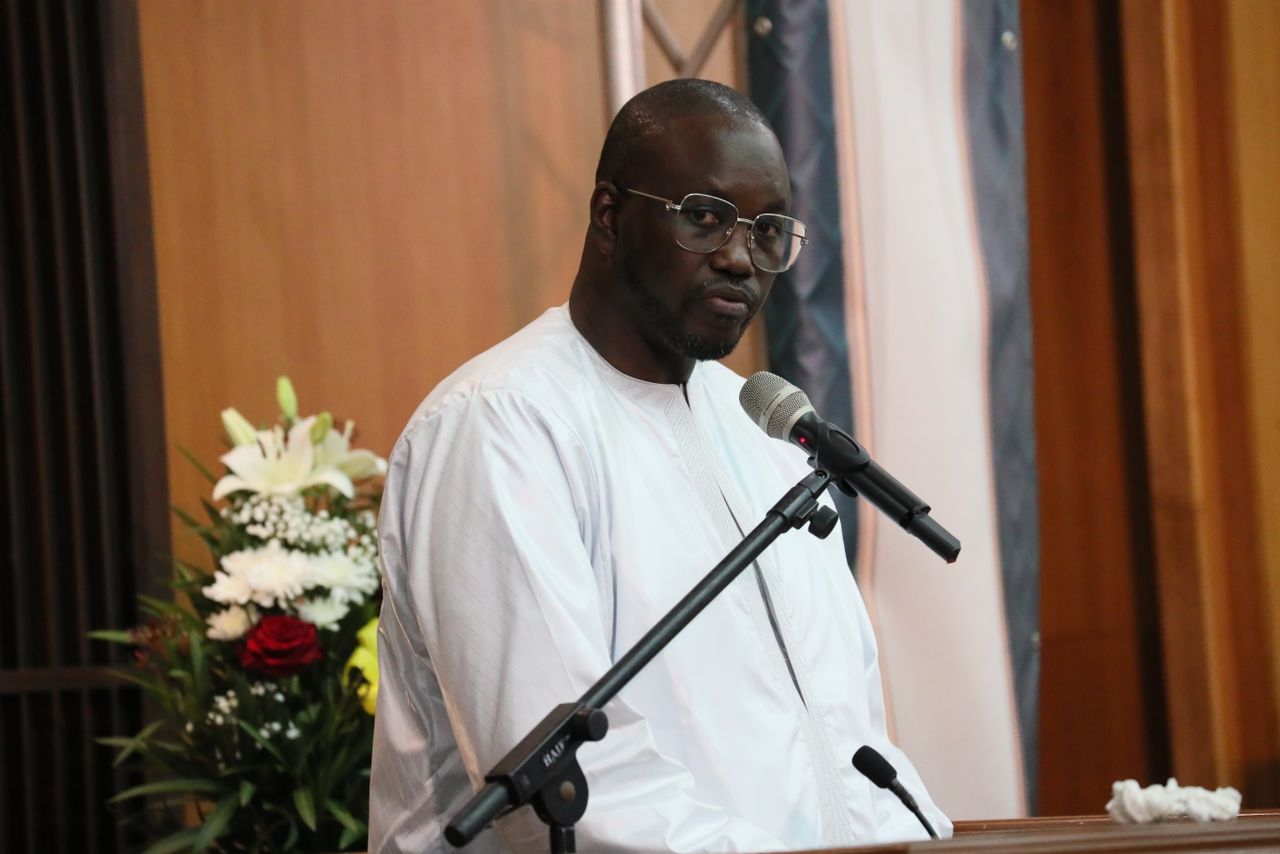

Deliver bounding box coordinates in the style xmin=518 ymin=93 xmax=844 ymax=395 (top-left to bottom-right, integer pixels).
xmin=852 ymin=745 xmax=938 ymax=840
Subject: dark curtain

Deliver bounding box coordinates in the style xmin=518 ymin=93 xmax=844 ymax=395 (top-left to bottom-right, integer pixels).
xmin=0 ymin=1 xmax=167 ymax=850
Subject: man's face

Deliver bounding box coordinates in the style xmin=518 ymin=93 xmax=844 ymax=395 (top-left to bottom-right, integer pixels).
xmin=611 ymin=116 xmax=791 ymax=362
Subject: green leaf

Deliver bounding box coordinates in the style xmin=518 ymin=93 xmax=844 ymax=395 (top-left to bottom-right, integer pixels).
xmin=137 ymin=594 xmax=185 ymax=618
xmin=173 ymin=558 xmax=205 ymax=582
xmin=87 ymin=629 xmax=136 ymax=644
xmin=135 ymin=719 xmax=166 ymax=740
xmin=293 ymin=787 xmax=317 ymax=832
xmin=144 ymin=738 xmax=189 ymax=756
xmin=108 ymin=777 xmax=221 ymax=804
xmin=189 ymin=630 xmax=206 ymax=696
xmin=282 ymin=817 xmax=299 ymax=850
xmin=99 ymin=720 xmax=164 ymax=767
xmin=141 ymin=827 xmax=203 ymax=854
xmin=239 ymin=779 xmax=256 ymax=807
xmin=200 ymin=497 xmax=224 ymax=525
xmin=339 ymin=824 xmax=364 ymax=850
xmin=173 ymin=505 xmax=220 ymax=548
xmin=171 ymin=505 xmax=208 ymax=534
xmin=178 ymin=444 xmax=218 ymax=483
xmin=193 ymin=793 xmax=238 ymax=852
xmin=324 ymin=798 xmax=361 ymax=833
xmin=106 ymin=669 xmax=169 ymax=702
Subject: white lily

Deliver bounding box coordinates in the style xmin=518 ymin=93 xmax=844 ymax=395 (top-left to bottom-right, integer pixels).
xmin=313 ymin=419 xmax=388 ymax=481
xmin=213 ymin=416 xmax=354 ymax=500
xmin=220 ymin=407 xmax=259 ymax=446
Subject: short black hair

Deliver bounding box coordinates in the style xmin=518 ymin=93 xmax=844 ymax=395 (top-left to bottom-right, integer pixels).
xmin=594 ymin=79 xmax=771 ymax=184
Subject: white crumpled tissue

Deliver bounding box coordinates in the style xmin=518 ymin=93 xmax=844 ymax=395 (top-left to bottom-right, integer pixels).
xmin=1106 ymin=777 xmax=1242 ymax=824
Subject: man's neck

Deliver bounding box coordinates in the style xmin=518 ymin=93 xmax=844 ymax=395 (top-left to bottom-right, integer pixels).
xmin=568 ymin=284 xmax=694 ymax=385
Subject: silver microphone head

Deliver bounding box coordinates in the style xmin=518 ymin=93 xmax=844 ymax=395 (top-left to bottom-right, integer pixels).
xmin=739 ymin=371 xmax=816 ymax=440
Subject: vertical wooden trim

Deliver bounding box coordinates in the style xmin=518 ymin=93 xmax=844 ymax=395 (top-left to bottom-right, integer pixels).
xmin=1226 ymin=2 xmax=1280 ymax=764
xmin=1024 ymin=0 xmax=1169 ymax=814
xmin=1119 ymin=0 xmax=1278 ymax=795
xmin=1119 ymin=0 xmax=1223 ymax=786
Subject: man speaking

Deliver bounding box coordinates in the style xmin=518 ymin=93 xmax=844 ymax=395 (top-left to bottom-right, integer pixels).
xmin=370 ymin=79 xmax=950 ymax=852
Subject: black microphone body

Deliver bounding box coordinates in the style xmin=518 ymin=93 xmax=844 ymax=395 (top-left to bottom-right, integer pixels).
xmin=852 ymin=745 xmax=939 ymax=840
xmin=789 ymin=413 xmax=959 ymax=564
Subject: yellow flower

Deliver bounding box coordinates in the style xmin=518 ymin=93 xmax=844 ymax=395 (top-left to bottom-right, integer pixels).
xmin=344 ymin=617 xmax=379 ymax=715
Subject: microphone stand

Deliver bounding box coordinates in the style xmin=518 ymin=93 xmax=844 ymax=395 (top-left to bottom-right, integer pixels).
xmin=445 ymin=469 xmax=839 ymax=853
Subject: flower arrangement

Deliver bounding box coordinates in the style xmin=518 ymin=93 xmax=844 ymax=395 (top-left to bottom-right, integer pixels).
xmin=96 ymin=378 xmax=385 ymax=852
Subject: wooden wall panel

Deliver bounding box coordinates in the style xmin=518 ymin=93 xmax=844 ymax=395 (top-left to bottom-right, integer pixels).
xmin=1029 ymin=0 xmax=1280 ymax=813
xmin=138 ymin=1 xmax=765 ymax=561
xmin=136 ymin=0 xmax=602 ymax=562
xmin=1022 ymin=0 xmax=1168 ymax=816
xmin=1227 ymin=1 xmax=1280 ymax=732
xmin=1120 ymin=0 xmax=1280 ymax=801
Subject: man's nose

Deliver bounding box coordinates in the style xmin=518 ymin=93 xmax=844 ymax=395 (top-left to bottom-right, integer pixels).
xmin=709 ymin=221 xmax=755 ymax=276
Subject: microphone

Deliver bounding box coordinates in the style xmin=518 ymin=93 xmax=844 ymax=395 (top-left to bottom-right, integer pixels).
xmin=738 ymin=372 xmax=960 ymax=563
xmin=852 ymin=745 xmax=938 ymax=839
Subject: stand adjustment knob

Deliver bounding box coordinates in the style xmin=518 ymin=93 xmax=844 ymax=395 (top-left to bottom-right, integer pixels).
xmin=808 ymin=506 xmax=839 ymax=539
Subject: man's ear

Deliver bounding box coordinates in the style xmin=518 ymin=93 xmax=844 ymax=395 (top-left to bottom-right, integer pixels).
xmin=589 ymin=181 xmax=621 ymax=253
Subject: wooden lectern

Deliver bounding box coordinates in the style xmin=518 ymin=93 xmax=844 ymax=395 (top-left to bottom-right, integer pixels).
xmin=793 ymin=811 xmax=1280 ymax=852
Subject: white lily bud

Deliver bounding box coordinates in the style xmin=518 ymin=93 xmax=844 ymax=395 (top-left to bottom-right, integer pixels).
xmin=276 ymin=376 xmax=298 ymax=420
xmin=311 ymin=411 xmax=333 ymax=444
xmin=221 ymin=407 xmax=258 ymax=446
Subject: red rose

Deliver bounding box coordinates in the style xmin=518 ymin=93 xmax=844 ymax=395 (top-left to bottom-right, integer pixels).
xmin=239 ymin=615 xmax=324 ymax=677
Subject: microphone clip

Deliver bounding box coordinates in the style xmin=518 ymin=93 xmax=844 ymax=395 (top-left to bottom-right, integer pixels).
xmin=768 ymin=469 xmax=840 ymax=541
xmin=794 ymin=418 xmax=871 ymax=501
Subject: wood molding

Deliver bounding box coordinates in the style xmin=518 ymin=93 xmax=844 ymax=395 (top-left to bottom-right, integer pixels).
xmin=1023 ymin=0 xmax=1168 ymax=814
xmin=1119 ymin=0 xmax=1278 ymax=798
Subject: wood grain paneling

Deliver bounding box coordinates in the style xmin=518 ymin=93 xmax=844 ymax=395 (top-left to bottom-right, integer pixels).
xmin=1120 ymin=0 xmax=1279 ymax=800
xmin=137 ymin=1 xmax=766 ymax=562
xmin=1227 ymin=2 xmax=1280 ymax=750
xmin=137 ymin=0 xmax=603 ymax=563
xmin=1022 ymin=0 xmax=1168 ymax=815
xmin=1029 ymin=0 xmax=1280 ymax=812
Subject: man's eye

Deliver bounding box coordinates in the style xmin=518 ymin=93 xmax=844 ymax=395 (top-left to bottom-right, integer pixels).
xmin=754 ymin=220 xmax=782 ymax=240
xmin=682 ymin=208 xmax=723 ymax=228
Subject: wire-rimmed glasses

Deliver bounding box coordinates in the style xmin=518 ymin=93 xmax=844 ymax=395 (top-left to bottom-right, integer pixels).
xmin=619 ymin=187 xmax=808 ymax=273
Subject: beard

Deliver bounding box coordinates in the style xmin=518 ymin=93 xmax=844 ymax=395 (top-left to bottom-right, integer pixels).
xmin=624 ymin=274 xmax=754 ymax=361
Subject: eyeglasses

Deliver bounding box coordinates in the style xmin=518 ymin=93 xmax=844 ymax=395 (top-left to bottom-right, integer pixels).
xmin=618 ymin=187 xmax=808 ymax=273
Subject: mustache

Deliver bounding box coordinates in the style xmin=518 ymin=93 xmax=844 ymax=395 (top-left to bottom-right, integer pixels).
xmin=690 ymin=279 xmax=760 ymax=306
